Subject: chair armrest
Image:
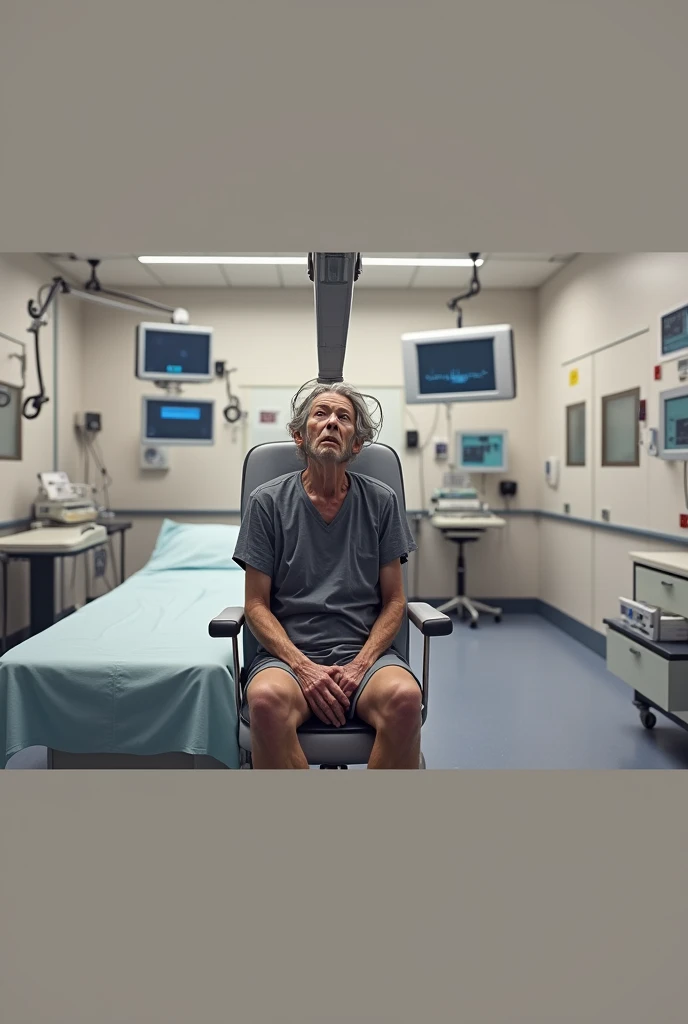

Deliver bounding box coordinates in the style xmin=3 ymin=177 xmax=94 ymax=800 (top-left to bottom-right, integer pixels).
xmin=408 ymin=602 xmax=453 ymax=636
xmin=209 ymin=606 xmax=246 ymax=638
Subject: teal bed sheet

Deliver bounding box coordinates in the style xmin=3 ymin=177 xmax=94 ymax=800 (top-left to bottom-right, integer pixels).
xmin=0 ymin=520 xmax=245 ymax=768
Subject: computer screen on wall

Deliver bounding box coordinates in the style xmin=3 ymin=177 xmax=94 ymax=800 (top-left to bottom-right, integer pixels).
xmin=456 ymin=431 xmax=508 ymax=473
xmin=142 ymin=397 xmax=215 ymax=445
xmin=137 ymin=323 xmax=213 ymax=382
xmin=401 ymin=325 xmax=515 ymax=404
xmin=660 ymin=305 xmax=688 ymax=360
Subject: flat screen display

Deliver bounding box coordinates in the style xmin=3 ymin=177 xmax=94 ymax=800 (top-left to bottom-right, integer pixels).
xmin=664 ymin=394 xmax=688 ymax=450
xmin=143 ymin=398 xmax=214 ymax=445
xmin=416 ymin=338 xmax=497 ymax=396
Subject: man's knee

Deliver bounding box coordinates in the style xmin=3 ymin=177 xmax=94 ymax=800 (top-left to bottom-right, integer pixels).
xmin=247 ymin=674 xmax=302 ymax=735
xmin=376 ymin=677 xmax=422 ymax=733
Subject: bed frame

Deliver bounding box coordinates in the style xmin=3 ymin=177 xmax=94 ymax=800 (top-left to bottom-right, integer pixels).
xmin=47 ymin=750 xmax=229 ymax=769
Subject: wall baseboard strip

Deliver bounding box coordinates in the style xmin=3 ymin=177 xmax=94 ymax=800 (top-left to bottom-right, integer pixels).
xmin=416 ymin=596 xmax=606 ymax=658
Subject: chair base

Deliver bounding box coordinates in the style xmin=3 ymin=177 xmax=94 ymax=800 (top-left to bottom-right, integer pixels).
xmin=437 ymin=595 xmax=502 ymax=628
xmin=239 ymin=749 xmax=427 ymax=769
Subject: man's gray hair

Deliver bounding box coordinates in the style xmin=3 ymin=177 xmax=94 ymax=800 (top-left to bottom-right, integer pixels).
xmin=287 ymin=379 xmax=383 ymax=453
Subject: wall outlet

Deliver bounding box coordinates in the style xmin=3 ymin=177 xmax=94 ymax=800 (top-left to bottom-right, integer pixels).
xmin=601 ymin=509 xmax=611 ymax=522
xmin=681 ymin=514 xmax=688 ymax=529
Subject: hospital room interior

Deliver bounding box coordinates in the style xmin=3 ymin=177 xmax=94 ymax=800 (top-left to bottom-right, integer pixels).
xmin=3 ymin=249 xmax=688 ymax=770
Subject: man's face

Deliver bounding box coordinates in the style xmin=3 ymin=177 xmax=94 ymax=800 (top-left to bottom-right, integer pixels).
xmin=298 ymin=392 xmax=362 ymax=464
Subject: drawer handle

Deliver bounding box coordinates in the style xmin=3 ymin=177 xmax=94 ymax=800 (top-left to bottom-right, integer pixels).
xmin=661 ymin=580 xmax=674 ymax=588
xmin=629 ymin=647 xmax=641 ymax=656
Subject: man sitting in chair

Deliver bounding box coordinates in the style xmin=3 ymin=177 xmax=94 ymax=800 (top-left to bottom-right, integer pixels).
xmin=232 ymin=380 xmax=423 ymax=769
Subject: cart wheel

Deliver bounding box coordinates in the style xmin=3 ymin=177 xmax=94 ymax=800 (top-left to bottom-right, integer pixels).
xmin=419 ymin=751 xmax=426 ymax=769
xmin=640 ymin=710 xmax=656 ymax=730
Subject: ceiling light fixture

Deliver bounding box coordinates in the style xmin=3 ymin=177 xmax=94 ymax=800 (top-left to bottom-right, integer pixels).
xmin=137 ymin=255 xmax=484 ymax=268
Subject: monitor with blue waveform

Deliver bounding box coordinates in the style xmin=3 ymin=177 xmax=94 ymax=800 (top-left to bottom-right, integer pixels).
xmin=417 ymin=338 xmax=496 ymax=395
xmin=401 ymin=325 xmax=516 ymax=404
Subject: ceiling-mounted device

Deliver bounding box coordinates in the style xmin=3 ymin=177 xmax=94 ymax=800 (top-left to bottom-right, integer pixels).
xmin=136 ymin=322 xmax=214 ymax=384
xmin=402 ymin=324 xmax=516 ymax=404
xmin=308 ymin=253 xmax=361 ymax=384
xmin=22 ymin=257 xmax=192 ymax=421
xmin=447 ymin=253 xmax=482 ymax=328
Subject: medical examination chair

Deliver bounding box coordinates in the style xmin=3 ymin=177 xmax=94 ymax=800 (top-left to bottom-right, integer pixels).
xmin=209 ymin=441 xmax=453 ymax=768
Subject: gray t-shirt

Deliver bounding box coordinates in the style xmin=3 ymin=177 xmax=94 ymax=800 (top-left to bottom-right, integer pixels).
xmin=232 ymin=469 xmax=417 ymax=665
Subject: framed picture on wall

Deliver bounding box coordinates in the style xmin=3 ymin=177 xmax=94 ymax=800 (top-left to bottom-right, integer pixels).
xmin=0 ymin=384 xmax=21 ymax=461
xmin=566 ymin=401 xmax=586 ymax=466
xmin=601 ymin=387 xmax=640 ymax=467
xmin=659 ymin=303 xmax=688 ymax=363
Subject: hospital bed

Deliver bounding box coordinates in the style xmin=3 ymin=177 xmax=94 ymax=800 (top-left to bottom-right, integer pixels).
xmin=209 ymin=440 xmax=453 ymax=768
xmin=0 ymin=519 xmax=243 ymax=769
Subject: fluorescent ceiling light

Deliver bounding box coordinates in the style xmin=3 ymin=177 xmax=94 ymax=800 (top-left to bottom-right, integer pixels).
xmin=138 ymin=255 xmax=484 ymax=267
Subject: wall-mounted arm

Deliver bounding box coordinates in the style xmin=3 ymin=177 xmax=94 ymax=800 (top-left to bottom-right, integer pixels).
xmin=22 ymin=261 xmax=191 ymax=421
xmin=308 ymin=252 xmax=361 ymax=383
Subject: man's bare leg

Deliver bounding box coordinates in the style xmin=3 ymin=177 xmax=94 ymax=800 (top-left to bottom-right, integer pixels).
xmin=247 ymin=669 xmax=311 ymax=769
xmin=355 ymin=666 xmax=422 ymax=769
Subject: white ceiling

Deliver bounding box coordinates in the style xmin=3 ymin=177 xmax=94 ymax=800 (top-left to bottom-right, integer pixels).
xmin=41 ymin=253 xmax=577 ymax=291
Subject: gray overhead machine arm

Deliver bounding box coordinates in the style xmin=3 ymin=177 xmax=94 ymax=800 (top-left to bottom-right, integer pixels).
xmin=308 ymin=252 xmax=361 ymax=384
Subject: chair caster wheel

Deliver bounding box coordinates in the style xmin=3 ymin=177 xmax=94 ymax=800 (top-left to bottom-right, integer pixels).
xmin=470 ymin=620 xmax=478 ymax=629
xmin=495 ymin=615 xmax=501 ymax=623
xmin=640 ymin=710 xmax=656 ymax=730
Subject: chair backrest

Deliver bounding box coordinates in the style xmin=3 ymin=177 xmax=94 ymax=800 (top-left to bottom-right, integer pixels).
xmin=239 ymin=441 xmax=410 ymax=672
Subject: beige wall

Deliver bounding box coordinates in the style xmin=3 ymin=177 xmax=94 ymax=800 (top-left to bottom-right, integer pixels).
xmin=538 ymin=252 xmax=688 ymax=639
xmin=6 ymin=251 xmax=688 ymax=650
xmin=81 ymin=286 xmax=540 ymax=598
xmin=0 ymin=254 xmax=87 ymax=637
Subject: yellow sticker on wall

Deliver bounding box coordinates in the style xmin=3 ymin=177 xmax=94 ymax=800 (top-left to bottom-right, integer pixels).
xmin=569 ymin=368 xmax=579 ymax=386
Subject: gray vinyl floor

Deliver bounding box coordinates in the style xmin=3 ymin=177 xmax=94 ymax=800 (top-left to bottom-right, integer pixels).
xmin=6 ymin=613 xmax=688 ymax=769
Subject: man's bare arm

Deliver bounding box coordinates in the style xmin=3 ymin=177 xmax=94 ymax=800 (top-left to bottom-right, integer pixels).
xmin=351 ymin=558 xmax=406 ymax=672
xmin=244 ymin=566 xmax=309 ymax=672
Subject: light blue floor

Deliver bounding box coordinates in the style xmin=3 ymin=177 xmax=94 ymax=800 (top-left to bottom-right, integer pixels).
xmin=7 ymin=614 xmax=688 ymax=769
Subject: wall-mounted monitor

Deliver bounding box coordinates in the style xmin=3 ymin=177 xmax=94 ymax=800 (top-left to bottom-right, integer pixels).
xmin=136 ymin=322 xmax=213 ymax=382
xmin=141 ymin=396 xmax=214 ymax=446
xmin=456 ymin=430 xmax=508 ymax=473
xmin=659 ymin=303 xmax=688 ymax=363
xmin=659 ymin=384 xmax=688 ymax=461
xmin=401 ymin=325 xmax=516 ymax=405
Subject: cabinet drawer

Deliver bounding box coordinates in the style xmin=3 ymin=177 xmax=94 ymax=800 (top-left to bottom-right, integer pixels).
xmin=635 ymin=566 xmax=688 ymax=620
xmin=606 ymin=629 xmax=688 ymax=711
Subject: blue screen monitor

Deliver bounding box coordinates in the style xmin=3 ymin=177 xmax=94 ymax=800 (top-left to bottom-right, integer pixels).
xmin=456 ymin=430 xmax=508 ymax=473
xmin=141 ymin=396 xmax=214 ymax=446
xmin=402 ymin=324 xmax=516 ymax=404
xmin=659 ymin=385 xmax=688 ymax=460
xmin=137 ymin=322 xmax=213 ymax=382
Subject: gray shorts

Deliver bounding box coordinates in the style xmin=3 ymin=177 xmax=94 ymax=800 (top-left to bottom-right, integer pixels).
xmin=243 ymin=649 xmax=421 ymax=723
